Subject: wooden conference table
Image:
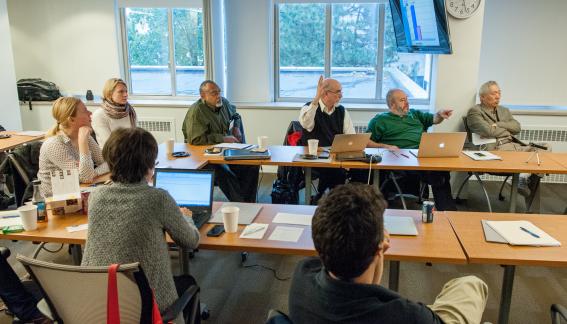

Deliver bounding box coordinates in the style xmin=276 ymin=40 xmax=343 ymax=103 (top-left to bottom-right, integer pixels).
xmin=0 ymin=131 xmax=44 ymax=152
xmin=446 ymin=211 xmax=567 ymax=324
xmin=0 ymin=203 xmax=466 ymax=292
xmin=163 ymin=143 xmax=567 ymax=212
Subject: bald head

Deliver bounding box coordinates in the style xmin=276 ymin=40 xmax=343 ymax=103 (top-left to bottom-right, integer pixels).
xmin=320 ymin=78 xmax=342 ymax=109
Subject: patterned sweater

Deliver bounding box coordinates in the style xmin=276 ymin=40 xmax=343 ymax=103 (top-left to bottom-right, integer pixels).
xmin=82 ymin=182 xmax=200 ymax=319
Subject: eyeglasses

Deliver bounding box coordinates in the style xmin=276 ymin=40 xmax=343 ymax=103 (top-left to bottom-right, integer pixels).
xmin=328 ymin=89 xmax=342 ymax=95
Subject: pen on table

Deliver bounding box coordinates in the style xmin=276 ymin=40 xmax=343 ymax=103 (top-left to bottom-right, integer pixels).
xmin=520 ymin=226 xmax=540 ymax=238
xmin=0 ymin=215 xmax=19 ymax=219
xmin=400 ymin=153 xmax=410 ymax=159
xmin=389 ymin=150 xmax=399 ymax=158
xmin=242 ymin=225 xmax=265 ymax=236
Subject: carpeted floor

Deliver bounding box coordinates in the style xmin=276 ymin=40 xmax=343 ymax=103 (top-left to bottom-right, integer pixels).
xmin=2 ymin=171 xmax=567 ymax=324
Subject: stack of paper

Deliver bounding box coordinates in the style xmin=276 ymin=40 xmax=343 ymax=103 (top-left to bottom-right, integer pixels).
xmin=484 ymin=220 xmax=561 ymax=246
xmin=463 ymin=151 xmax=501 ymax=161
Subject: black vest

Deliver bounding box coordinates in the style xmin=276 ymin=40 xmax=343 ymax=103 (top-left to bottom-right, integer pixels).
xmin=301 ymin=102 xmax=345 ymax=147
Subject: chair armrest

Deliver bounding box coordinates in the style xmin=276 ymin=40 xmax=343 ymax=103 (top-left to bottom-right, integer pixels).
xmin=552 ymin=304 xmax=567 ymax=324
xmin=161 ymin=285 xmax=199 ymax=322
xmin=0 ymin=247 xmax=10 ymax=259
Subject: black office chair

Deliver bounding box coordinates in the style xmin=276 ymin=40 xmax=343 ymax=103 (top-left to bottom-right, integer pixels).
xmin=551 ymin=304 xmax=567 ymax=324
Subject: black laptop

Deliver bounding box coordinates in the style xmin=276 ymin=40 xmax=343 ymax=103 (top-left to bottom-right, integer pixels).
xmin=153 ymin=168 xmax=214 ymax=229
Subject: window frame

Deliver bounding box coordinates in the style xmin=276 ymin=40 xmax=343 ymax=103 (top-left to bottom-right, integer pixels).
xmin=118 ymin=1 xmax=213 ymax=98
xmin=273 ymin=1 xmax=433 ymax=105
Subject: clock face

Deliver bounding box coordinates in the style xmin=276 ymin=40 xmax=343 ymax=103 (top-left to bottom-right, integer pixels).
xmin=445 ymin=0 xmax=481 ymax=19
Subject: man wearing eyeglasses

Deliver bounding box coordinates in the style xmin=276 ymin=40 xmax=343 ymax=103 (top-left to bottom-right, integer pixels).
xmin=182 ymin=80 xmax=259 ymax=202
xmin=299 ymin=76 xmax=356 ymax=203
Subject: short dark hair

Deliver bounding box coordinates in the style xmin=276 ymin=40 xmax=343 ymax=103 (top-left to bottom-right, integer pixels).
xmin=312 ymin=183 xmax=386 ymax=280
xmin=103 ymin=127 xmax=158 ymax=184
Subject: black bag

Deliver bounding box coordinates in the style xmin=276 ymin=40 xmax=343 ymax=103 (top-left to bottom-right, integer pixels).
xmin=271 ymin=179 xmax=299 ymax=204
xmin=17 ymin=78 xmax=62 ymax=109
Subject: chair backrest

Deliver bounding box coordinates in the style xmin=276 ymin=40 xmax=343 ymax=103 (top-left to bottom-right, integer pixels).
xmin=17 ymin=255 xmax=154 ymax=324
xmin=462 ymin=116 xmax=473 ymax=143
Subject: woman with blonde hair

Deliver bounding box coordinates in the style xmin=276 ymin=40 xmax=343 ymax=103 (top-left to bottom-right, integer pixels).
xmin=38 ymin=97 xmax=109 ymax=197
xmin=92 ymin=78 xmax=137 ymax=148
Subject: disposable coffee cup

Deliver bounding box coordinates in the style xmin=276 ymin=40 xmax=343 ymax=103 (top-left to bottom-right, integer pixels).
xmin=308 ymin=139 xmax=319 ymax=156
xmin=257 ymin=136 xmax=268 ymax=150
xmin=18 ymin=204 xmax=38 ymax=231
xmin=222 ymin=206 xmax=239 ymax=233
xmin=165 ymin=138 xmax=174 ymax=156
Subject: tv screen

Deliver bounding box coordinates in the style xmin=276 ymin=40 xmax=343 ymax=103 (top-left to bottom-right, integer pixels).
xmin=389 ymin=0 xmax=452 ymax=54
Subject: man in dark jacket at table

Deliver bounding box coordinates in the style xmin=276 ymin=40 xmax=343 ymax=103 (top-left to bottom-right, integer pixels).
xmin=289 ymin=183 xmax=488 ymax=324
xmin=182 ymin=80 xmax=259 ymax=202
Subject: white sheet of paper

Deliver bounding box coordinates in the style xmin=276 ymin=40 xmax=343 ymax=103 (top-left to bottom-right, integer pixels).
xmin=463 ymin=151 xmax=502 ymax=161
xmin=272 ymin=213 xmax=313 ymax=226
xmin=0 ymin=211 xmax=22 ymax=227
xmin=471 ymin=133 xmax=497 ymax=146
xmin=15 ymin=130 xmax=46 ymax=137
xmin=239 ymin=223 xmax=269 ymax=239
xmin=268 ymin=226 xmax=304 ymax=242
xmin=213 ymin=143 xmax=252 ymax=149
xmin=66 ymin=224 xmax=88 ymax=233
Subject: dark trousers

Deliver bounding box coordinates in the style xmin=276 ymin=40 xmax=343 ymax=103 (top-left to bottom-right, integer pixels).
xmin=0 ymin=254 xmax=45 ymax=321
xmin=313 ymin=168 xmax=347 ymax=197
xmin=380 ymin=170 xmax=457 ymax=211
xmin=208 ymin=164 xmax=260 ymax=202
xmin=173 ymin=275 xmax=201 ymax=324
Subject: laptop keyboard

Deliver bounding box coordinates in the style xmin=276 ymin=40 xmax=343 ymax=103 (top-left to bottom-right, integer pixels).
xmin=191 ymin=210 xmax=211 ymax=229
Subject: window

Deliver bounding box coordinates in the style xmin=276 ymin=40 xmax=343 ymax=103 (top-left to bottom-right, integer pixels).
xmin=275 ymin=2 xmax=432 ymax=104
xmin=119 ymin=2 xmax=209 ymax=96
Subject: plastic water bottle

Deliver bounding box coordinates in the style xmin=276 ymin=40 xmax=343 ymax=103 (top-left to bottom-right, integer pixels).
xmin=31 ymin=180 xmax=47 ymax=222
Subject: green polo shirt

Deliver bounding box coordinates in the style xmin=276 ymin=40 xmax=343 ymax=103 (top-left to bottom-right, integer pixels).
xmin=367 ymin=109 xmax=434 ymax=149
xmin=182 ymin=98 xmax=239 ymax=145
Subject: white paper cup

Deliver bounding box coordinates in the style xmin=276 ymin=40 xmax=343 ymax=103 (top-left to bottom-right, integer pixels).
xmin=166 ymin=138 xmax=174 ymax=156
xmin=308 ymin=139 xmax=319 ymax=156
xmin=18 ymin=205 xmax=38 ymax=231
xmin=257 ymin=136 xmax=268 ymax=149
xmin=222 ymin=206 xmax=239 ymax=233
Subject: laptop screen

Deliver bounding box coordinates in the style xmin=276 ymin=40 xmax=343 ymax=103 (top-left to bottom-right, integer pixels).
xmin=153 ymin=169 xmax=214 ymax=208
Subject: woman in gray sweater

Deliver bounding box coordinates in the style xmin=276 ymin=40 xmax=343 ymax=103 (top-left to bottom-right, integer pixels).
xmin=82 ymin=127 xmax=200 ymax=323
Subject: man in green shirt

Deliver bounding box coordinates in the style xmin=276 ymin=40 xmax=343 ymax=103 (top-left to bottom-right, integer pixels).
xmin=182 ymin=80 xmax=259 ymax=202
xmin=367 ymin=89 xmax=457 ymax=210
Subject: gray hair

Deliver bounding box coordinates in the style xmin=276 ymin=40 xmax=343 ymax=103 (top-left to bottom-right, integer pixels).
xmin=479 ymin=81 xmax=499 ymax=96
xmin=199 ymin=80 xmax=219 ymax=94
xmin=385 ymin=89 xmax=402 ymax=108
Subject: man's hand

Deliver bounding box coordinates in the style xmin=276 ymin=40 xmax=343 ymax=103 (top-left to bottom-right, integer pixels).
xmin=313 ymin=75 xmax=325 ymax=105
xmin=437 ymin=109 xmax=453 ymax=119
xmin=223 ymin=135 xmax=240 ymax=143
xmin=384 ymin=144 xmax=399 ymax=151
xmin=180 ymin=207 xmax=193 ymax=218
xmin=231 ymin=126 xmax=243 ymax=143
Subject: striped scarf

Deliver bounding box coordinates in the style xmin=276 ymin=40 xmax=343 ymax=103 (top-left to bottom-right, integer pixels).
xmin=101 ymin=99 xmax=137 ymax=128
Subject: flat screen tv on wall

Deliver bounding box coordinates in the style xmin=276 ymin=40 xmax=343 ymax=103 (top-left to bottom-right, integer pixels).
xmin=389 ymin=0 xmax=452 ymax=54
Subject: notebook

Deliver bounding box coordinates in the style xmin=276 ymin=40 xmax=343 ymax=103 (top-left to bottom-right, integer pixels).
xmin=384 ymin=216 xmax=418 ymax=236
xmin=153 ymin=169 xmax=214 ymax=229
xmin=484 ymin=220 xmax=561 ymax=246
xmin=210 ymin=202 xmax=262 ymax=225
xmin=223 ymin=149 xmax=271 ymax=160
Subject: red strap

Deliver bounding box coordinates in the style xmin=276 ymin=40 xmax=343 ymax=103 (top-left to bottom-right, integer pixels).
xmin=107 ymin=264 xmax=120 ymax=324
xmin=151 ymin=290 xmax=164 ymax=324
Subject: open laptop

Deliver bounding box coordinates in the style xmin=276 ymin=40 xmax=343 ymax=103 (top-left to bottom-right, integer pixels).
xmin=330 ymin=133 xmax=371 ymax=161
xmin=416 ymin=132 xmax=466 ymax=158
xmin=153 ymin=169 xmax=214 ymax=229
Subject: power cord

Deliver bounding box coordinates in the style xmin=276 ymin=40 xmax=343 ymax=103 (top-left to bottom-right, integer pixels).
xmin=367 ymin=152 xmax=383 ymax=185
xmin=241 ymin=254 xmax=291 ymax=281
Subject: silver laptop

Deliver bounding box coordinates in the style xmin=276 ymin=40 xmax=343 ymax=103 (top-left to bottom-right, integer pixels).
xmin=330 ymin=133 xmax=370 ymax=160
xmin=417 ymin=132 xmax=466 ymax=158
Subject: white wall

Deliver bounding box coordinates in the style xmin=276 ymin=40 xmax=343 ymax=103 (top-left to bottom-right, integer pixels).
xmin=8 ymin=0 xmax=120 ymax=97
xmin=478 ymin=0 xmax=567 ymax=106
xmin=0 ymin=0 xmax=21 ymax=130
